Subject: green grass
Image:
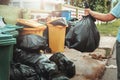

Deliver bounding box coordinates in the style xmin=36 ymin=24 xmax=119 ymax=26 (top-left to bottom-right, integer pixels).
xmin=97 ymin=19 xmax=120 ymax=37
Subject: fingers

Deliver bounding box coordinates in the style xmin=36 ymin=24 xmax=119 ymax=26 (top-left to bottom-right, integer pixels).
xmin=84 ymin=8 xmax=91 ymax=16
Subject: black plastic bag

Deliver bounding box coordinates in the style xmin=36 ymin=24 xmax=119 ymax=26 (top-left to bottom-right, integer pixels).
xmin=65 ymin=15 xmax=100 ymax=52
xmin=49 ymin=52 xmax=76 ymax=78
xmin=10 ymin=63 xmax=22 ymax=80
xmin=10 ymin=63 xmax=40 ymax=80
xmin=35 ymin=60 xmax=59 ymax=80
xmin=13 ymin=48 xmax=43 ymax=65
xmin=43 ymin=27 xmax=52 ymax=53
xmin=51 ymin=73 xmax=69 ymax=80
xmin=33 ymin=53 xmax=59 ymax=80
xmin=13 ymin=48 xmax=59 ymax=80
xmin=17 ymin=34 xmax=47 ymax=52
xmin=66 ymin=18 xmax=79 ymax=35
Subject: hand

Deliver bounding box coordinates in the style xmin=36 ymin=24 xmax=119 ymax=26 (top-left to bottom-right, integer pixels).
xmin=84 ymin=8 xmax=91 ymax=16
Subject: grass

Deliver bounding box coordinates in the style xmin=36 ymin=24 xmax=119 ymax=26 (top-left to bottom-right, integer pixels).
xmin=96 ymin=19 xmax=120 ymax=37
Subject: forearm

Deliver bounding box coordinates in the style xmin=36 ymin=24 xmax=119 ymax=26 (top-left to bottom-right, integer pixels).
xmin=89 ymin=10 xmax=115 ymax=22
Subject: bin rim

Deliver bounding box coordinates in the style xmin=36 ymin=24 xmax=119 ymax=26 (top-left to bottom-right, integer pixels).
xmin=47 ymin=23 xmax=67 ymax=28
xmin=23 ymin=27 xmax=46 ymax=31
xmin=5 ymin=24 xmax=23 ymax=29
xmin=0 ymin=34 xmax=16 ymax=45
xmin=46 ymin=17 xmax=68 ymax=27
xmin=47 ymin=17 xmax=64 ymax=23
xmin=17 ymin=19 xmax=46 ymax=28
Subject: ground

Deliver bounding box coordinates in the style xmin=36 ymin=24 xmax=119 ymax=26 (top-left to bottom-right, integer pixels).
xmin=46 ymin=36 xmax=116 ymax=80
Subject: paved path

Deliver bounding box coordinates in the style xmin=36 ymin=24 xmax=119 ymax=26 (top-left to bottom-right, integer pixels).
xmin=101 ymin=43 xmax=117 ymax=80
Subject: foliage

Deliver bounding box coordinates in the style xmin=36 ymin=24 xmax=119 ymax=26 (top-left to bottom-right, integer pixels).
xmin=113 ymin=0 xmax=119 ymax=7
xmin=97 ymin=19 xmax=120 ymax=36
xmin=70 ymin=0 xmax=111 ymax=13
xmin=70 ymin=0 xmax=84 ymax=8
xmin=87 ymin=0 xmax=110 ymax=13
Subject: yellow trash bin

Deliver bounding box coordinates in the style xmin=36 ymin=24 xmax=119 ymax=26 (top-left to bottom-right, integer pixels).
xmin=47 ymin=23 xmax=66 ymax=53
xmin=20 ymin=26 xmax=46 ymax=37
xmin=17 ymin=19 xmax=47 ymax=36
xmin=17 ymin=19 xmax=42 ymax=28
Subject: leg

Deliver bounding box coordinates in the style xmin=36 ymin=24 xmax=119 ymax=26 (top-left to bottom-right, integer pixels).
xmin=116 ymin=40 xmax=120 ymax=80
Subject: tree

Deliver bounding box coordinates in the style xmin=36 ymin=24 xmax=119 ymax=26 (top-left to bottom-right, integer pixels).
xmin=70 ymin=0 xmax=110 ymax=13
xmin=106 ymin=0 xmax=111 ymax=13
xmin=70 ymin=0 xmax=84 ymax=7
xmin=88 ymin=0 xmax=106 ymax=12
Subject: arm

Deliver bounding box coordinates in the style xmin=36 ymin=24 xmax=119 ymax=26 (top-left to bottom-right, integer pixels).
xmin=85 ymin=9 xmax=116 ymax=22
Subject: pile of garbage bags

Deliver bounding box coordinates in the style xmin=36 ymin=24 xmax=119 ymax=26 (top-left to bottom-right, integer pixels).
xmin=11 ymin=33 xmax=75 ymax=80
xmin=10 ymin=14 xmax=100 ymax=80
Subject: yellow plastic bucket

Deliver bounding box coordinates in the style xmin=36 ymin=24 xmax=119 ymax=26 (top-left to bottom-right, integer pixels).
xmin=47 ymin=23 xmax=66 ymax=53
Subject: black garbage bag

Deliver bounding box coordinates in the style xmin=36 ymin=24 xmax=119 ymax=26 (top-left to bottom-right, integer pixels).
xmin=10 ymin=63 xmax=22 ymax=80
xmin=49 ymin=52 xmax=76 ymax=78
xmin=43 ymin=27 xmax=52 ymax=53
xmin=43 ymin=27 xmax=49 ymax=43
xmin=35 ymin=61 xmax=58 ymax=80
xmin=65 ymin=15 xmax=100 ymax=52
xmin=51 ymin=73 xmax=69 ymax=80
xmin=66 ymin=18 xmax=79 ymax=34
xmin=10 ymin=63 xmax=40 ymax=80
xmin=17 ymin=34 xmax=47 ymax=52
xmin=13 ymin=48 xmax=44 ymax=66
xmin=13 ymin=48 xmax=59 ymax=80
xmin=49 ymin=18 xmax=68 ymax=26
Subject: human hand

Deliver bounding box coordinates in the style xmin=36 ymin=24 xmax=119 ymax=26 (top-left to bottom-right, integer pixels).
xmin=84 ymin=8 xmax=91 ymax=16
